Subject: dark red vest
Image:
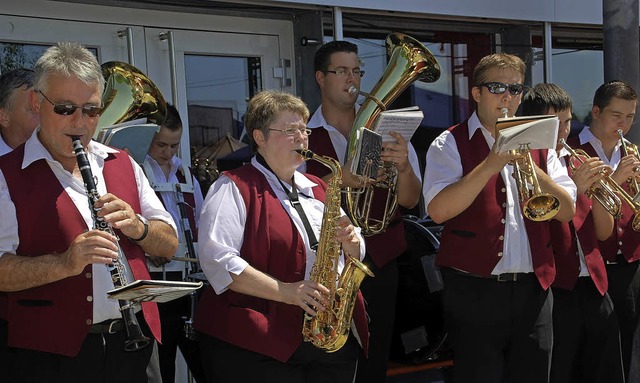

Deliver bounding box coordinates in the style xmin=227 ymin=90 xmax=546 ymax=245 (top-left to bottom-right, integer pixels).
xmin=194 ymin=164 xmax=369 ymax=362
xmin=307 ymin=127 xmax=407 ymax=267
xmin=572 ymin=137 xmax=640 ymax=263
xmin=436 ymin=120 xmax=556 ymax=290
xmin=549 ymin=150 xmax=607 ymax=295
xmin=0 ymin=145 xmax=161 ymax=356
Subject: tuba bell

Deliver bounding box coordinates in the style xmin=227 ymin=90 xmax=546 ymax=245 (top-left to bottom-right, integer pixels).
xmin=344 ymin=32 xmax=441 ymax=236
xmin=97 ymin=61 xmax=167 ymax=134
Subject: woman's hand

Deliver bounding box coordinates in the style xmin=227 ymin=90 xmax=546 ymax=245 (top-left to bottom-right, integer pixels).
xmin=281 ymin=280 xmax=330 ymax=316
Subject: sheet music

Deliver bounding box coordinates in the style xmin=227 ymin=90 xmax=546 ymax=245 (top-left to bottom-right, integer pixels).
xmin=107 ymin=279 xmax=204 ymax=303
xmin=372 ymin=106 xmax=424 ymax=143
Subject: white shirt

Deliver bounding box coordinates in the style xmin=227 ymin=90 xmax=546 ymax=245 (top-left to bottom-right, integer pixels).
xmin=0 ymin=133 xmax=11 ymax=156
xmin=143 ymin=155 xmax=204 ymax=273
xmin=578 ymin=126 xmax=624 ymax=168
xmin=0 ymin=129 xmax=177 ymax=323
xmin=423 ymin=112 xmax=577 ymax=274
xmin=300 ymin=105 xmax=422 ymax=180
xmin=557 ymin=150 xmax=590 ymax=277
xmin=198 ymin=157 xmax=366 ymax=295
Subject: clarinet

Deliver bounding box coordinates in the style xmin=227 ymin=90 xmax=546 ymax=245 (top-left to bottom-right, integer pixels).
xmin=175 ymin=183 xmax=199 ymax=340
xmin=71 ymin=136 xmax=150 ymax=352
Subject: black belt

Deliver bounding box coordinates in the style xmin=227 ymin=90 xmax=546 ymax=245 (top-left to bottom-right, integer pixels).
xmin=88 ymin=319 xmax=124 ymax=334
xmin=447 ymin=268 xmax=533 ymax=282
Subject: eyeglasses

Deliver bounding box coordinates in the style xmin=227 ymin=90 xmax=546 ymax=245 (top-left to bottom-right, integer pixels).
xmin=326 ymin=68 xmax=365 ymax=78
xmin=268 ymin=128 xmax=312 ymax=136
xmin=477 ymin=82 xmax=526 ymax=96
xmin=39 ymin=91 xmax=103 ymax=117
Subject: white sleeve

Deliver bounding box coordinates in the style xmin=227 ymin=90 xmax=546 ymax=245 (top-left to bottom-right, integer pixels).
xmin=422 ymin=130 xmax=463 ymax=217
xmin=0 ymin=170 xmax=18 ymax=257
xmin=198 ymin=175 xmax=249 ymax=294
xmin=546 ymin=149 xmax=577 ymax=202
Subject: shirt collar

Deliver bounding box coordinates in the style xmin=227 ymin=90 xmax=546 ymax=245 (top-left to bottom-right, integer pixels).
xmin=308 ymin=104 xmax=360 ymax=132
xmin=22 ymin=127 xmax=118 ymax=169
xmin=144 ymin=153 xmax=182 ymax=175
xmin=579 ymin=125 xmax=623 ymax=152
xmin=250 ymin=156 xmax=319 ymax=196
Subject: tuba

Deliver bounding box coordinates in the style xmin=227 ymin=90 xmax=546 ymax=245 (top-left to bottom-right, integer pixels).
xmin=298 ymin=148 xmax=374 ymax=352
xmin=97 ymin=61 xmax=167 ymax=133
xmin=344 ymin=32 xmax=441 ymax=236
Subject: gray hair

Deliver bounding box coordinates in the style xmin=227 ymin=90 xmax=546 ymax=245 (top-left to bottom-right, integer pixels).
xmin=0 ymin=68 xmax=34 ymax=110
xmin=33 ymin=42 xmax=104 ymax=95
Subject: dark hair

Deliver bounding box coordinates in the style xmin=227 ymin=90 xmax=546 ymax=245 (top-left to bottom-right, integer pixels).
xmin=162 ymin=103 xmax=182 ymax=132
xmin=313 ymin=40 xmax=359 ymax=73
xmin=522 ymin=83 xmax=573 ymax=116
xmin=0 ymin=68 xmax=34 ymax=110
xmin=592 ymin=80 xmax=638 ymax=110
xmin=244 ymin=90 xmax=309 ymax=154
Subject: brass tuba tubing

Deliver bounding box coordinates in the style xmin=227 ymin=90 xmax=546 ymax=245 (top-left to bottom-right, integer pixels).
xmin=559 ymin=139 xmax=622 ymax=219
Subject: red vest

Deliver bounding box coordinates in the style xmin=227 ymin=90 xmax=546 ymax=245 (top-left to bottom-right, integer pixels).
xmin=549 ymin=149 xmax=607 ymax=295
xmin=0 ymin=145 xmax=161 ymax=356
xmin=194 ymin=164 xmax=369 ymax=362
xmin=573 ymin=138 xmax=640 ymax=262
xmin=307 ymin=127 xmax=407 ymax=267
xmin=436 ymin=120 xmax=556 ymax=290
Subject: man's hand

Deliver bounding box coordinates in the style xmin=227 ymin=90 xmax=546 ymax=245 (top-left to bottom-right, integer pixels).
xmin=62 ymin=230 xmax=119 ymax=276
xmin=94 ymin=193 xmax=145 ymax=240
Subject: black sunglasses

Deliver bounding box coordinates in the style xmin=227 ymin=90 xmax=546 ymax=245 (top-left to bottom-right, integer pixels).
xmin=39 ymin=91 xmax=103 ymax=117
xmin=477 ymin=82 xmax=525 ymax=95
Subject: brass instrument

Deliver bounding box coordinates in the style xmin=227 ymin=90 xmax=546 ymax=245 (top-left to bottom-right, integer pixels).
xmin=560 ymin=138 xmax=640 ymax=230
xmin=72 ymin=137 xmax=150 ymax=351
xmin=97 ymin=61 xmax=167 ymax=132
xmin=499 ymin=108 xmax=560 ymax=221
xmin=559 ymin=139 xmax=622 ymax=218
xmin=297 ymin=148 xmax=374 ymax=352
xmin=617 ymin=129 xmax=640 ymax=202
xmin=344 ymin=32 xmax=441 ymax=235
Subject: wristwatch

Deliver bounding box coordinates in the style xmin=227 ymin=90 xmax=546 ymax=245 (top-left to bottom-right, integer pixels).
xmin=129 ymin=214 xmax=149 ymax=242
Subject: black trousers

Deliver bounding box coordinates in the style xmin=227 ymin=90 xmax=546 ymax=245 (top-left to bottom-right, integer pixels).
xmin=355 ymin=256 xmax=398 ymax=383
xmin=606 ymin=259 xmax=640 ymax=380
xmin=151 ymin=271 xmax=206 ymax=383
xmin=441 ymin=268 xmax=553 ymax=383
xmin=6 ymin=313 xmax=161 ymax=383
xmin=199 ymin=332 xmax=359 ymax=383
xmin=550 ymin=278 xmax=624 ymax=383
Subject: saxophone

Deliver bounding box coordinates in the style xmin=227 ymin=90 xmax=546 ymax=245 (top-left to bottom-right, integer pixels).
xmin=297 ymin=148 xmax=374 ymax=352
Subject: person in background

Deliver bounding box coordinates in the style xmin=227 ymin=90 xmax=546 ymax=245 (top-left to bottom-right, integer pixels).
xmin=304 ymin=39 xmax=423 ymax=383
xmin=0 ymin=42 xmax=178 ymax=383
xmin=0 ymin=68 xmax=39 ymax=155
xmin=569 ymin=80 xmax=640 ymax=381
xmin=423 ymin=53 xmax=576 ymax=383
xmin=522 ymin=83 xmax=624 ymax=383
xmin=194 ymin=90 xmax=367 ymax=383
xmin=143 ymin=103 xmax=206 ymax=383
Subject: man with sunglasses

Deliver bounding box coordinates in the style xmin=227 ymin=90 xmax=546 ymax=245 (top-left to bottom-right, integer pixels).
xmin=302 ymin=40 xmax=423 ymax=383
xmin=423 ymin=53 xmax=576 ymax=383
xmin=0 ymin=42 xmax=178 ymax=382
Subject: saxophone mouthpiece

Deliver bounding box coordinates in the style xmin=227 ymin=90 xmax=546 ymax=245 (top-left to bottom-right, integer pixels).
xmin=296 ymin=148 xmax=314 ymax=160
xmin=348 ymin=85 xmax=358 ymax=95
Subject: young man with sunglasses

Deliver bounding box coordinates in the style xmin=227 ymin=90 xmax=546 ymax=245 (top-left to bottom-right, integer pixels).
xmin=423 ymin=53 xmax=576 ymax=383
xmin=571 ymin=80 xmax=640 ymax=380
xmin=522 ymin=83 xmax=623 ymax=383
xmin=0 ymin=42 xmax=178 ymax=382
xmin=302 ymin=40 xmax=422 ymax=383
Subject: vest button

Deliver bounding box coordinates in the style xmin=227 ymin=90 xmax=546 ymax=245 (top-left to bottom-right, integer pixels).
xmin=619 ymin=227 xmax=624 ymax=232
xmin=86 ymin=319 xmax=92 ymax=325
xmin=499 ymin=235 xmax=504 ymax=241
xmin=501 ymin=188 xmax=506 ymax=193
xmin=498 ymin=252 xmax=503 ymax=257
xmin=86 ymin=296 xmax=93 ymax=302
xmin=85 ymin=272 xmax=92 ymax=279
xmin=501 ymin=219 xmax=506 ymax=224
xmin=618 ymin=241 xmax=623 ymax=246
xmin=502 ymin=203 xmax=506 ymax=208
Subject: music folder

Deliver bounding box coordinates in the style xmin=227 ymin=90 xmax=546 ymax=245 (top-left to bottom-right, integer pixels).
xmin=494 ymin=114 xmax=559 ymax=154
xmin=107 ymin=279 xmax=204 ymax=303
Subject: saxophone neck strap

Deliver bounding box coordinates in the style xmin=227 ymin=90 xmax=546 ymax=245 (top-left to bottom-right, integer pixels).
xmin=256 ymin=153 xmax=319 ymax=251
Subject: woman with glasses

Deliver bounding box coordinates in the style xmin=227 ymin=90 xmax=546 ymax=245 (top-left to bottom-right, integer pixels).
xmin=422 ymin=53 xmax=577 ymax=383
xmin=194 ymin=90 xmax=367 ymax=383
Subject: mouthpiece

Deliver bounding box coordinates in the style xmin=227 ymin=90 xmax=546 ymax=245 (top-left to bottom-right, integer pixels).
xmin=500 ymin=108 xmax=509 ymax=118
xmin=348 ymin=86 xmax=358 ymax=95
xmin=296 ymin=148 xmax=314 ymax=160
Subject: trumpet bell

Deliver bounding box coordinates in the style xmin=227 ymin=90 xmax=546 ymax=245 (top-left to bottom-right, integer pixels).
xmin=523 ymin=193 xmax=561 ymax=222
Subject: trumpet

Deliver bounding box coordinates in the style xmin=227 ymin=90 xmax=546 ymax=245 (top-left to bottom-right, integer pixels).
xmin=499 ymin=108 xmax=560 ymax=221
xmin=560 ymin=139 xmax=640 ymax=230
xmin=559 ymin=139 xmax=622 ymax=218
xmin=617 ymin=129 xmax=640 ymax=202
